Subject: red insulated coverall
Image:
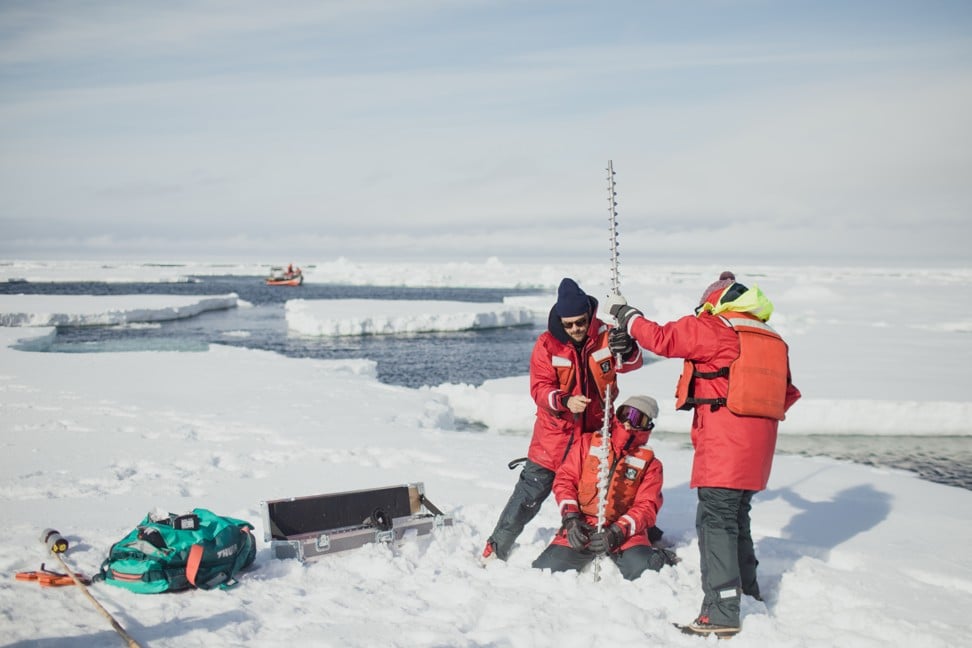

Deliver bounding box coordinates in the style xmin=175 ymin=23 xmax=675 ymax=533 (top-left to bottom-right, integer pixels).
xmin=551 ymin=423 xmax=663 ymax=549
xmin=629 ymin=312 xmax=801 ymax=491
xmin=527 ymin=302 xmax=642 ymax=472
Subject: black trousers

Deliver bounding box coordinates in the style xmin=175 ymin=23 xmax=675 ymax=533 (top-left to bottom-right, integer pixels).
xmin=532 ymin=543 xmax=671 ymax=580
xmin=696 ymin=487 xmax=759 ymax=626
xmin=487 ymin=460 xmax=555 ymax=560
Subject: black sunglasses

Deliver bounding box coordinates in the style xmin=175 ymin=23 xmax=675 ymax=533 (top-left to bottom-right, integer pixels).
xmin=560 ymin=315 xmax=589 ymax=330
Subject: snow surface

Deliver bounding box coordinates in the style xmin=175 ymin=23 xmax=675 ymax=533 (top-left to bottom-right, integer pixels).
xmin=1 ymin=260 xmax=971 ymax=647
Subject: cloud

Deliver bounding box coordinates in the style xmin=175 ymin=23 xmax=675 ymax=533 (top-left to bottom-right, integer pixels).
xmin=1 ymin=1 xmax=970 ymax=264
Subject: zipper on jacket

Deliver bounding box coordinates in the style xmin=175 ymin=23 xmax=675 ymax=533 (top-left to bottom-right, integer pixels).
xmin=560 ymin=431 xmax=576 ymax=464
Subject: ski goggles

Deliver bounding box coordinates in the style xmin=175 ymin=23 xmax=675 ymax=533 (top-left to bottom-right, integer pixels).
xmin=617 ymin=405 xmax=655 ymax=431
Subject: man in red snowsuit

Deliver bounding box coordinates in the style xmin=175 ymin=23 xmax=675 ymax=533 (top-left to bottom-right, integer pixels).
xmin=482 ymin=278 xmax=642 ymax=561
xmin=608 ymin=272 xmax=800 ymax=637
xmin=533 ymin=395 xmax=676 ymax=578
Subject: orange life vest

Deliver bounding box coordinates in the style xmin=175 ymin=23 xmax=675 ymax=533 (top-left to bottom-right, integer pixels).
xmin=553 ymin=325 xmax=617 ymax=400
xmin=675 ymin=312 xmax=790 ymax=420
xmin=576 ymin=434 xmax=655 ymax=523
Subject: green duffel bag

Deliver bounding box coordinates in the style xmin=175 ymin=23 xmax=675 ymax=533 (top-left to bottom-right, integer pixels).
xmin=97 ymin=508 xmax=256 ymax=594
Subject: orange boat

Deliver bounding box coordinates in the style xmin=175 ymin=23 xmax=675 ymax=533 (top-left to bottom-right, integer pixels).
xmin=266 ymin=265 xmax=303 ymax=286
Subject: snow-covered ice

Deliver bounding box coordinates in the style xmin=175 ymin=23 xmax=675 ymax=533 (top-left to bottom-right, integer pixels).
xmin=1 ymin=259 xmax=970 ymax=647
xmin=286 ymin=298 xmax=535 ymax=336
xmin=0 ymin=294 xmax=238 ymax=327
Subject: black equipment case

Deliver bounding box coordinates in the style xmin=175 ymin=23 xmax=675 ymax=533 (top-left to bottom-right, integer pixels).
xmin=261 ymin=482 xmax=453 ymax=561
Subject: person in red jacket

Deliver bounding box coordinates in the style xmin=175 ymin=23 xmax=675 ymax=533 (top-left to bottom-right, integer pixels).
xmin=533 ymin=395 xmax=677 ymax=578
xmin=482 ymin=278 xmax=643 ymax=562
xmin=608 ymin=272 xmax=800 ymax=638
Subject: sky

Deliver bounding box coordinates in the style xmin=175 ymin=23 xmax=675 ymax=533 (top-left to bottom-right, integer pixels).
xmin=1 ymin=277 xmax=971 ymax=645
xmin=1 ymin=1 xmax=971 ymax=265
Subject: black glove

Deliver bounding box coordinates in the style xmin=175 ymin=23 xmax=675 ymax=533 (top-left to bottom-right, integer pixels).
xmin=608 ymin=328 xmax=634 ymax=357
xmin=648 ymin=525 xmax=664 ymax=543
xmin=605 ymin=293 xmax=644 ymax=330
xmin=563 ymin=513 xmax=593 ymax=551
xmin=645 ymin=547 xmax=680 ymax=571
xmin=611 ymin=304 xmax=643 ymax=331
xmin=588 ymin=524 xmax=625 ymax=555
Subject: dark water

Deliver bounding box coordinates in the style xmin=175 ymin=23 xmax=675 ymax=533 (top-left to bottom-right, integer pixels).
xmin=1 ymin=276 xmax=544 ymax=388
xmin=4 ymin=276 xmax=971 ymax=492
xmin=775 ymin=434 xmax=972 ymax=492
xmin=654 ymin=432 xmax=972 ymax=492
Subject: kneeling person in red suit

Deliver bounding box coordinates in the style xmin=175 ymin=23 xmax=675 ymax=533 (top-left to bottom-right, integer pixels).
xmin=533 ymin=395 xmax=676 ymax=579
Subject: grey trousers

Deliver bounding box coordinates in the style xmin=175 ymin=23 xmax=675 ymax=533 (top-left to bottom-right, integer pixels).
xmin=696 ymin=487 xmax=759 ymax=626
xmin=487 ymin=460 xmax=555 ymax=560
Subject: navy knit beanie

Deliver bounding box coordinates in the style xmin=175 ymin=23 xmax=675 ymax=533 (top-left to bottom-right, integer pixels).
xmin=555 ymin=278 xmax=590 ymax=318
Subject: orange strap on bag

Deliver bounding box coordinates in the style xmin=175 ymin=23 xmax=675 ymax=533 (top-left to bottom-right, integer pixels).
xmin=185 ymin=544 xmax=204 ymax=587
